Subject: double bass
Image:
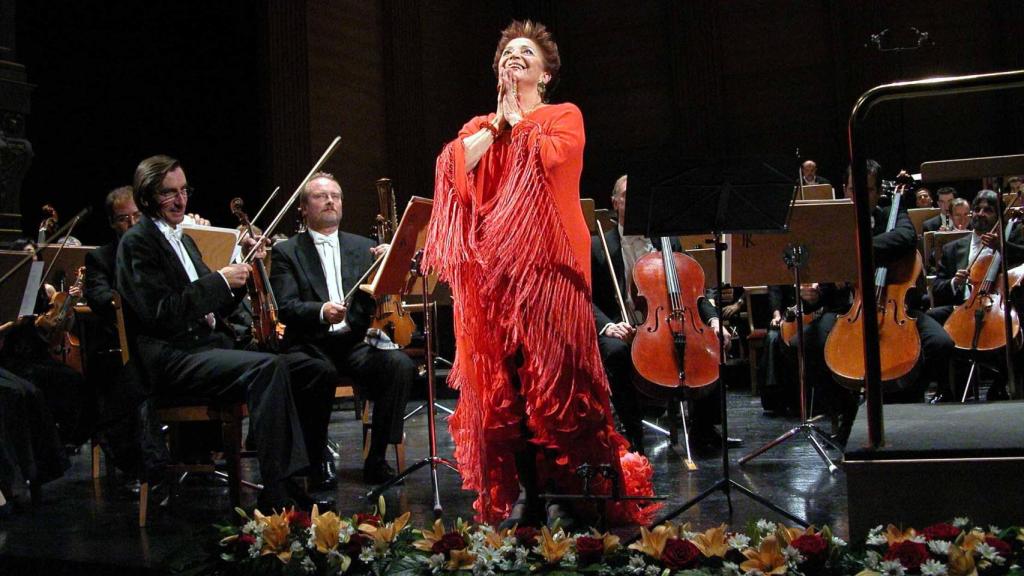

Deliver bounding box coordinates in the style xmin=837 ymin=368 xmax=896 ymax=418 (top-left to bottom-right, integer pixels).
xmin=824 ymin=184 xmax=922 ymax=390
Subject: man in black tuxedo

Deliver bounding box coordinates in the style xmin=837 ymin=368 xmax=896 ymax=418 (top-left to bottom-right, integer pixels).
xmin=591 ymin=175 xmax=733 ymax=455
xmin=803 ymin=161 xmax=955 ymax=442
xmin=922 ymin=187 xmax=958 ymax=233
xmin=269 ymin=172 xmax=414 ymax=484
xmin=928 ymin=190 xmax=1024 ymax=401
xmin=116 ymin=155 xmax=336 ymax=509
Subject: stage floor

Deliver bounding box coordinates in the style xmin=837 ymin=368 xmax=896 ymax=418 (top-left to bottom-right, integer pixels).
xmin=0 ymin=389 xmax=850 ymax=574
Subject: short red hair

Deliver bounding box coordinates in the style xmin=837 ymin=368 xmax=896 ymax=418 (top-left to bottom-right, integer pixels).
xmin=492 ymin=20 xmax=561 ymax=83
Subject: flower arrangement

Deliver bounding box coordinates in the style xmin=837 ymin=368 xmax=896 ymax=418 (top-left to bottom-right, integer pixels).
xmin=212 ymin=506 xmax=1023 ymax=576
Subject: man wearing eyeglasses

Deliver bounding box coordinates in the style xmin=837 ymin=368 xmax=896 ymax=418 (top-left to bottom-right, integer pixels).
xmin=115 ymin=155 xmax=337 ymax=510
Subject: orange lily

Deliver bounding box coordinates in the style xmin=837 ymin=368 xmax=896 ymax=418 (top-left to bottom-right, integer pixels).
xmin=255 ymin=509 xmax=293 ymax=563
xmin=537 ymin=526 xmax=572 ymax=564
xmin=693 ymin=524 xmax=730 ymax=558
xmin=740 ymin=535 xmax=788 ymax=575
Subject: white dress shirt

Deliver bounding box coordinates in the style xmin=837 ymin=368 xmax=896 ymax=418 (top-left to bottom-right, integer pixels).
xmin=308 ymin=229 xmax=350 ymax=334
xmin=154 ymin=218 xmax=224 ymax=326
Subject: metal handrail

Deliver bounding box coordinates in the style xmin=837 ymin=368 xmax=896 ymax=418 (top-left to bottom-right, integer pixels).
xmin=848 ymin=69 xmax=1024 ymax=449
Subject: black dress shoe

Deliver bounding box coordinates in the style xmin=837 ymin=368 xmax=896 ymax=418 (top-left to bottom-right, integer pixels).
xmin=363 ymin=459 xmax=398 ymax=485
xmin=308 ymin=458 xmax=338 ymax=491
xmin=285 ymin=478 xmax=335 ymax=512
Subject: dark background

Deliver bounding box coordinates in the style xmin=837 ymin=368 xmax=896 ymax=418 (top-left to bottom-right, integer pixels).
xmin=13 ymin=0 xmax=1024 ymax=245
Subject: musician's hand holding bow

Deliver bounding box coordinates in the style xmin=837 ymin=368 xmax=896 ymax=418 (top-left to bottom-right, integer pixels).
xmin=710 ymin=318 xmax=732 ymax=351
xmin=370 ymin=244 xmax=389 ymax=259
xmin=241 ymin=234 xmax=268 ymax=260
xmin=770 ymin=310 xmax=783 ymax=328
xmin=322 ymin=301 xmax=347 ymax=324
xmin=603 ymin=322 xmax=635 ymax=342
xmin=219 ymin=263 xmax=252 ymax=289
xmin=980 ymin=231 xmax=1000 ymax=250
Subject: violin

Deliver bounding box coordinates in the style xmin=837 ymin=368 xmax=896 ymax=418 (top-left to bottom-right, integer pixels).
xmin=35 ymin=266 xmax=85 ymax=372
xmin=825 ymin=183 xmax=922 ymax=390
xmin=630 ymin=236 xmax=719 ymax=399
xmin=368 ymin=178 xmax=416 ymax=347
xmin=942 ymin=207 xmax=1024 ymax=353
xmin=230 ymin=198 xmax=284 ymax=351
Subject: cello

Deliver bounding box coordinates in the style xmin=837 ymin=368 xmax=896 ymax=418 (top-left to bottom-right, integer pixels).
xmin=230 ymin=197 xmax=284 ymax=351
xmin=942 ymin=206 xmax=1024 ymax=353
xmin=630 ymin=236 xmax=720 ymax=400
xmin=824 ymin=183 xmax=922 ymax=390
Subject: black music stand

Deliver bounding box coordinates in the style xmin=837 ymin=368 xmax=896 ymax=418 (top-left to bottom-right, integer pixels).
xmin=625 ymin=155 xmax=807 ymax=527
xmin=362 ymin=197 xmax=459 ymax=517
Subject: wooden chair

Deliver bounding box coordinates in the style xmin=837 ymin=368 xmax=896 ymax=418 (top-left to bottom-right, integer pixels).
xmin=140 ymin=401 xmax=250 ymax=527
xmin=333 ymin=373 xmax=407 ymax=474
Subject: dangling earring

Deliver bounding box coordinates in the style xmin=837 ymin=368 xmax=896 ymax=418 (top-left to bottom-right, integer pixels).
xmin=537 ymin=80 xmax=547 ymax=101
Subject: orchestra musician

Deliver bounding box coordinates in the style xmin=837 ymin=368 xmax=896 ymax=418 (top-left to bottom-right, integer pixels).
xmin=803 ymin=161 xmax=954 ymax=442
xmin=422 ymin=20 xmax=657 ymax=528
xmin=927 ymin=189 xmax=1024 ymax=402
xmin=269 ymin=172 xmax=414 ymax=485
xmin=116 ymin=155 xmax=337 ymax=510
xmin=800 ymin=160 xmax=830 ymax=186
xmin=591 ymin=175 xmax=735 ymax=455
xmin=922 ymin=187 xmax=958 ymax=232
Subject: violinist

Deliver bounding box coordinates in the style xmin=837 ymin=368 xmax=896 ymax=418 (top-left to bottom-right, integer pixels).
xmin=591 ymin=175 xmax=734 ymax=454
xmin=116 ymin=155 xmax=337 ymax=510
xmin=927 ymin=190 xmax=1024 ymax=401
xmin=268 ymin=172 xmax=414 ymax=485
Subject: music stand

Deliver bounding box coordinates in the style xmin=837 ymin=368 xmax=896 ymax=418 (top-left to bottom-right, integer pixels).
xmin=362 ymin=197 xmax=459 ymax=516
xmin=732 ymin=200 xmax=858 ymax=472
xmin=626 ymin=155 xmax=807 ymax=527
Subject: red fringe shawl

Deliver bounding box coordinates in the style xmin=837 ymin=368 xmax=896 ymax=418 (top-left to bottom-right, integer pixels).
xmin=423 ymin=118 xmax=659 ymax=526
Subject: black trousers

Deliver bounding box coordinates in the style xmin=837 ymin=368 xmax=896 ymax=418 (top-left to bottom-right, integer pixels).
xmin=0 ymin=368 xmax=68 ymax=491
xmin=304 ymin=337 xmax=414 ymax=461
xmin=139 ymin=337 xmax=313 ymax=490
xmin=598 ymin=334 xmax=721 ymax=438
xmin=598 ymin=334 xmax=644 ymax=438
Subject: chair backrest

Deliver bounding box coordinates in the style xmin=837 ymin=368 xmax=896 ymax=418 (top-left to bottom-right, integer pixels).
xmin=923 ymin=230 xmax=971 ymax=273
xmin=908 ymin=207 xmax=941 ymax=237
xmin=113 ymin=291 xmax=130 ymax=365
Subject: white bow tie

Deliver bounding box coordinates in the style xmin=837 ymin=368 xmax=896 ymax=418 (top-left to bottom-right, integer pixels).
xmin=164 ymin=227 xmax=183 ymax=242
xmin=312 ymin=234 xmax=336 ymax=248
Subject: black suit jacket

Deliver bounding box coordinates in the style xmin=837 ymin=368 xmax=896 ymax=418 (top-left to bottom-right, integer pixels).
xmin=85 ymin=242 xmax=118 ymax=325
xmin=922 ymin=214 xmax=947 ymax=234
xmin=115 ymin=215 xmax=242 ymax=351
xmin=871 ymin=204 xmax=917 ymax=266
xmin=931 ymin=235 xmax=970 ymax=307
xmin=269 ymin=230 xmax=377 ymax=349
xmin=590 ymin=229 xmax=714 ymax=334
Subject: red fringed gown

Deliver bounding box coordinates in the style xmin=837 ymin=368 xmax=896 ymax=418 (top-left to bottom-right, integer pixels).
xmin=423 ymin=103 xmax=658 ymax=526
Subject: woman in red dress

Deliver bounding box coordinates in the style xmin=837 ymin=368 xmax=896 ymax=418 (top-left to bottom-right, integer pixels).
xmin=424 ymin=20 xmax=657 ymax=527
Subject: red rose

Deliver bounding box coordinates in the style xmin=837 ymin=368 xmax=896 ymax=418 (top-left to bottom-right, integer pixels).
xmin=575 ymin=536 xmax=605 ymax=566
xmin=432 ymin=532 xmax=469 ymax=556
xmin=288 ymin=509 xmax=312 ymax=529
xmin=884 ymin=540 xmax=930 ymax=572
xmin=354 ymin=513 xmax=382 ymax=527
xmin=343 ymin=532 xmax=371 ymax=556
xmin=661 ymin=538 xmax=701 ymax=570
xmin=515 ymin=526 xmax=539 ymax=547
xmin=922 ymin=523 xmax=961 ymax=542
xmin=985 ymin=536 xmax=1012 ymax=559
xmin=238 ymin=533 xmax=256 ymax=547
xmin=792 ymin=534 xmax=829 ymax=567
